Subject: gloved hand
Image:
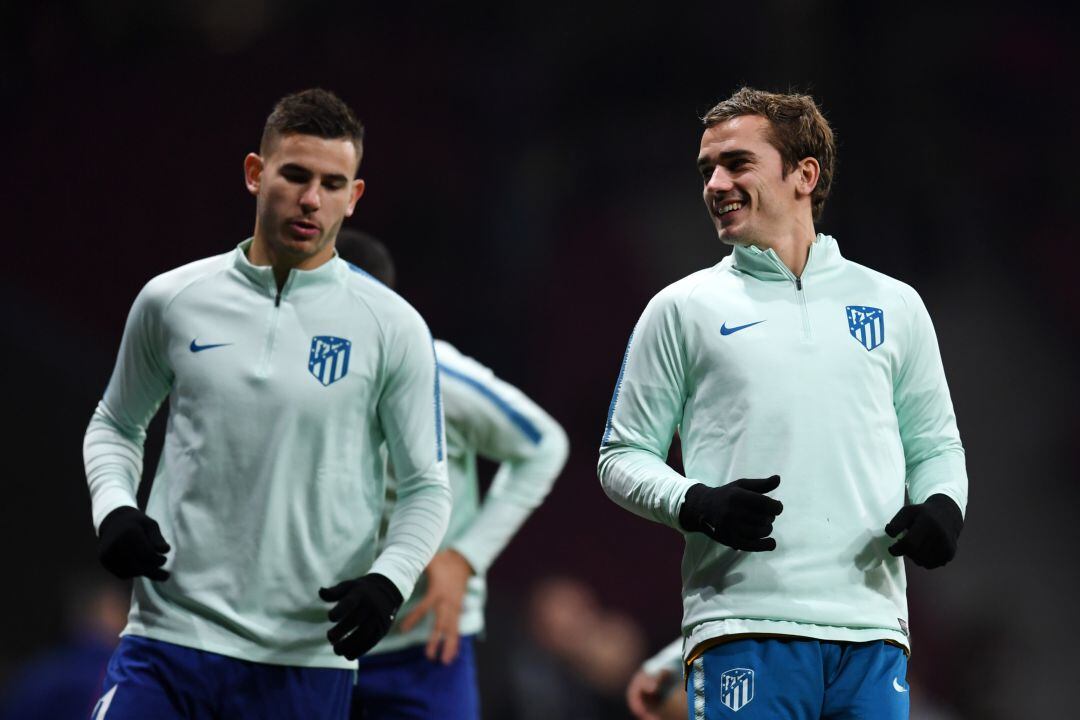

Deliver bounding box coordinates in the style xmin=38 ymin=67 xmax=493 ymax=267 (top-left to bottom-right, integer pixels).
xmin=97 ymin=506 xmax=171 ymax=581
xmin=885 ymin=494 xmax=964 ymax=569
xmin=678 ymin=475 xmax=783 ymax=551
xmin=319 ymin=573 xmax=404 ymax=660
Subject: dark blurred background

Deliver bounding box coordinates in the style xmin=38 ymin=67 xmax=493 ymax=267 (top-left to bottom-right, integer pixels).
xmin=3 ymin=1 xmax=1077 ymax=717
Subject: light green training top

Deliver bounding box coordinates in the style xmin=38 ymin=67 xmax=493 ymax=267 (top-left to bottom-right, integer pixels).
xmin=371 ymin=339 xmax=569 ymax=653
xmin=598 ymin=234 xmax=967 ymax=658
xmin=83 ymin=240 xmax=451 ymax=669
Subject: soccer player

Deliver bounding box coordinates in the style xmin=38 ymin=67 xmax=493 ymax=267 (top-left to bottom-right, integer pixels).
xmin=335 ymin=230 xmax=569 ymax=719
xmin=82 ymin=89 xmax=451 ymax=719
xmin=598 ymin=87 xmax=967 ymax=719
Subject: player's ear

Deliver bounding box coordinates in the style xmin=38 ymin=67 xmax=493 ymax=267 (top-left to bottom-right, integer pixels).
xmin=795 ymin=156 xmax=820 ymax=199
xmin=244 ymin=153 xmax=264 ymax=196
xmin=345 ymin=179 xmax=365 ymax=217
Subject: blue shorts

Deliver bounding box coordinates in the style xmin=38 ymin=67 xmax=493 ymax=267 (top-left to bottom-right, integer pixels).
xmin=90 ymin=635 xmax=353 ymax=719
xmin=351 ymin=635 xmax=479 ymax=720
xmin=688 ymin=638 xmax=909 ymax=719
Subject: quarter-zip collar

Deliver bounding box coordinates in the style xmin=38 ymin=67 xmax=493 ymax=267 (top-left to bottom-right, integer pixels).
xmin=730 ymin=233 xmax=842 ymax=282
xmin=232 ymin=238 xmax=346 ymax=303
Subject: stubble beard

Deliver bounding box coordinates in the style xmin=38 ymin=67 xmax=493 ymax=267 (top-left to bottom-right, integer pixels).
xmin=260 ymin=203 xmax=330 ymax=263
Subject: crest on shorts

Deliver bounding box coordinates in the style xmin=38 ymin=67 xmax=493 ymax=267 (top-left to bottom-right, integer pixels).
xmin=720 ymin=667 xmax=755 ymax=712
xmin=846 ymin=305 xmax=885 ymax=351
xmin=308 ymin=336 xmax=351 ymax=386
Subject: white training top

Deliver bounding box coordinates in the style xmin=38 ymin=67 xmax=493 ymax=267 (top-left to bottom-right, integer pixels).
xmin=371 ymin=340 xmax=568 ymax=653
xmin=84 ymin=240 xmax=451 ymax=669
xmin=600 ymin=235 xmax=967 ymax=658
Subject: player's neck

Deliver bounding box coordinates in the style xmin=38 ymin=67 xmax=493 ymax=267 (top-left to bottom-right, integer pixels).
xmin=248 ymin=233 xmax=334 ymax=290
xmin=755 ymin=217 xmax=816 ymax=278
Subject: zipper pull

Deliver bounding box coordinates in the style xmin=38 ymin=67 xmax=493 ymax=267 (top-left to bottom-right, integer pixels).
xmin=795 ymin=277 xmax=803 ymax=291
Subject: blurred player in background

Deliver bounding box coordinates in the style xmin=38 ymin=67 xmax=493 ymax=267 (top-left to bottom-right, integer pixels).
xmin=336 ymin=229 xmax=569 ymax=720
xmin=598 ymin=87 xmax=968 ymax=719
xmin=626 ymin=639 xmax=686 ymax=720
xmin=82 ymin=90 xmax=450 ymax=718
xmin=0 ymin=575 xmax=127 ymax=720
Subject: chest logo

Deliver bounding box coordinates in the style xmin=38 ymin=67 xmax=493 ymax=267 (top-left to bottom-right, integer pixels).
xmin=846 ymin=305 xmax=885 ymax=351
xmin=308 ymin=336 xmax=351 ymax=386
xmin=190 ymin=339 xmax=232 ymax=353
xmin=720 ymin=667 xmax=754 ymax=712
xmin=720 ymin=320 xmax=765 ymax=336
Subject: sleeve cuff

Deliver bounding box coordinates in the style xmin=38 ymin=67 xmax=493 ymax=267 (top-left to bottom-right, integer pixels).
xmin=366 ymin=560 xmax=415 ymax=603
xmin=907 ymin=450 xmax=968 ymax=517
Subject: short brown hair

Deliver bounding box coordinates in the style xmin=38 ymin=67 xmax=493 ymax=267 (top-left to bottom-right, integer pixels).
xmin=703 ymin=87 xmax=836 ymax=221
xmin=260 ymin=88 xmax=365 ymax=167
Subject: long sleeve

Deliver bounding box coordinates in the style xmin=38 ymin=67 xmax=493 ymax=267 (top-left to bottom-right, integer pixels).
xmin=642 ymin=638 xmax=684 ymax=677
xmin=83 ymin=282 xmax=174 ymax=531
xmin=369 ymin=318 xmax=452 ymax=600
xmin=597 ymin=291 xmax=696 ymax=529
xmin=437 ymin=344 xmax=569 ymax=575
xmin=894 ymin=288 xmax=968 ymax=514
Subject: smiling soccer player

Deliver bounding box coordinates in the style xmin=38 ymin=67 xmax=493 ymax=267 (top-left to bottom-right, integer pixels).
xmin=599 ymin=88 xmax=968 ymax=720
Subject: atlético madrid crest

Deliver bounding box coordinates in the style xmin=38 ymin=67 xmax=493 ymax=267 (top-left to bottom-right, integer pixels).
xmin=308 ymin=336 xmax=351 ymax=386
xmin=846 ymin=305 xmax=885 ymax=351
xmin=720 ymin=667 xmax=754 ymax=712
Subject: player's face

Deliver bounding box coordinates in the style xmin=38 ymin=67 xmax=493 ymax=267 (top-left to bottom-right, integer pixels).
xmin=245 ymin=133 xmax=365 ymax=268
xmin=697 ymin=115 xmax=801 ymax=247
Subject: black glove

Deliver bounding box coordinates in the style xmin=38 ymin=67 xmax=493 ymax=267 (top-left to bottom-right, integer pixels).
xmin=885 ymin=494 xmax=963 ymax=569
xmin=319 ymin=573 xmax=403 ymax=660
xmin=97 ymin=506 xmax=171 ymax=581
xmin=678 ymin=475 xmax=783 ymax=551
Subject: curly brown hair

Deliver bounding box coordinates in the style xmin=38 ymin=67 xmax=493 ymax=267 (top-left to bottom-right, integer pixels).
xmin=260 ymin=88 xmax=365 ymax=167
xmin=703 ymin=88 xmax=836 ymax=221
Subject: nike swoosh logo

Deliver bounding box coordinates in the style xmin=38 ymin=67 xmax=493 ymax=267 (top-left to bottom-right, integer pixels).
xmin=189 ymin=339 xmax=232 ymax=353
xmin=892 ymin=677 xmax=908 ymax=693
xmin=720 ymin=320 xmax=765 ymax=336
